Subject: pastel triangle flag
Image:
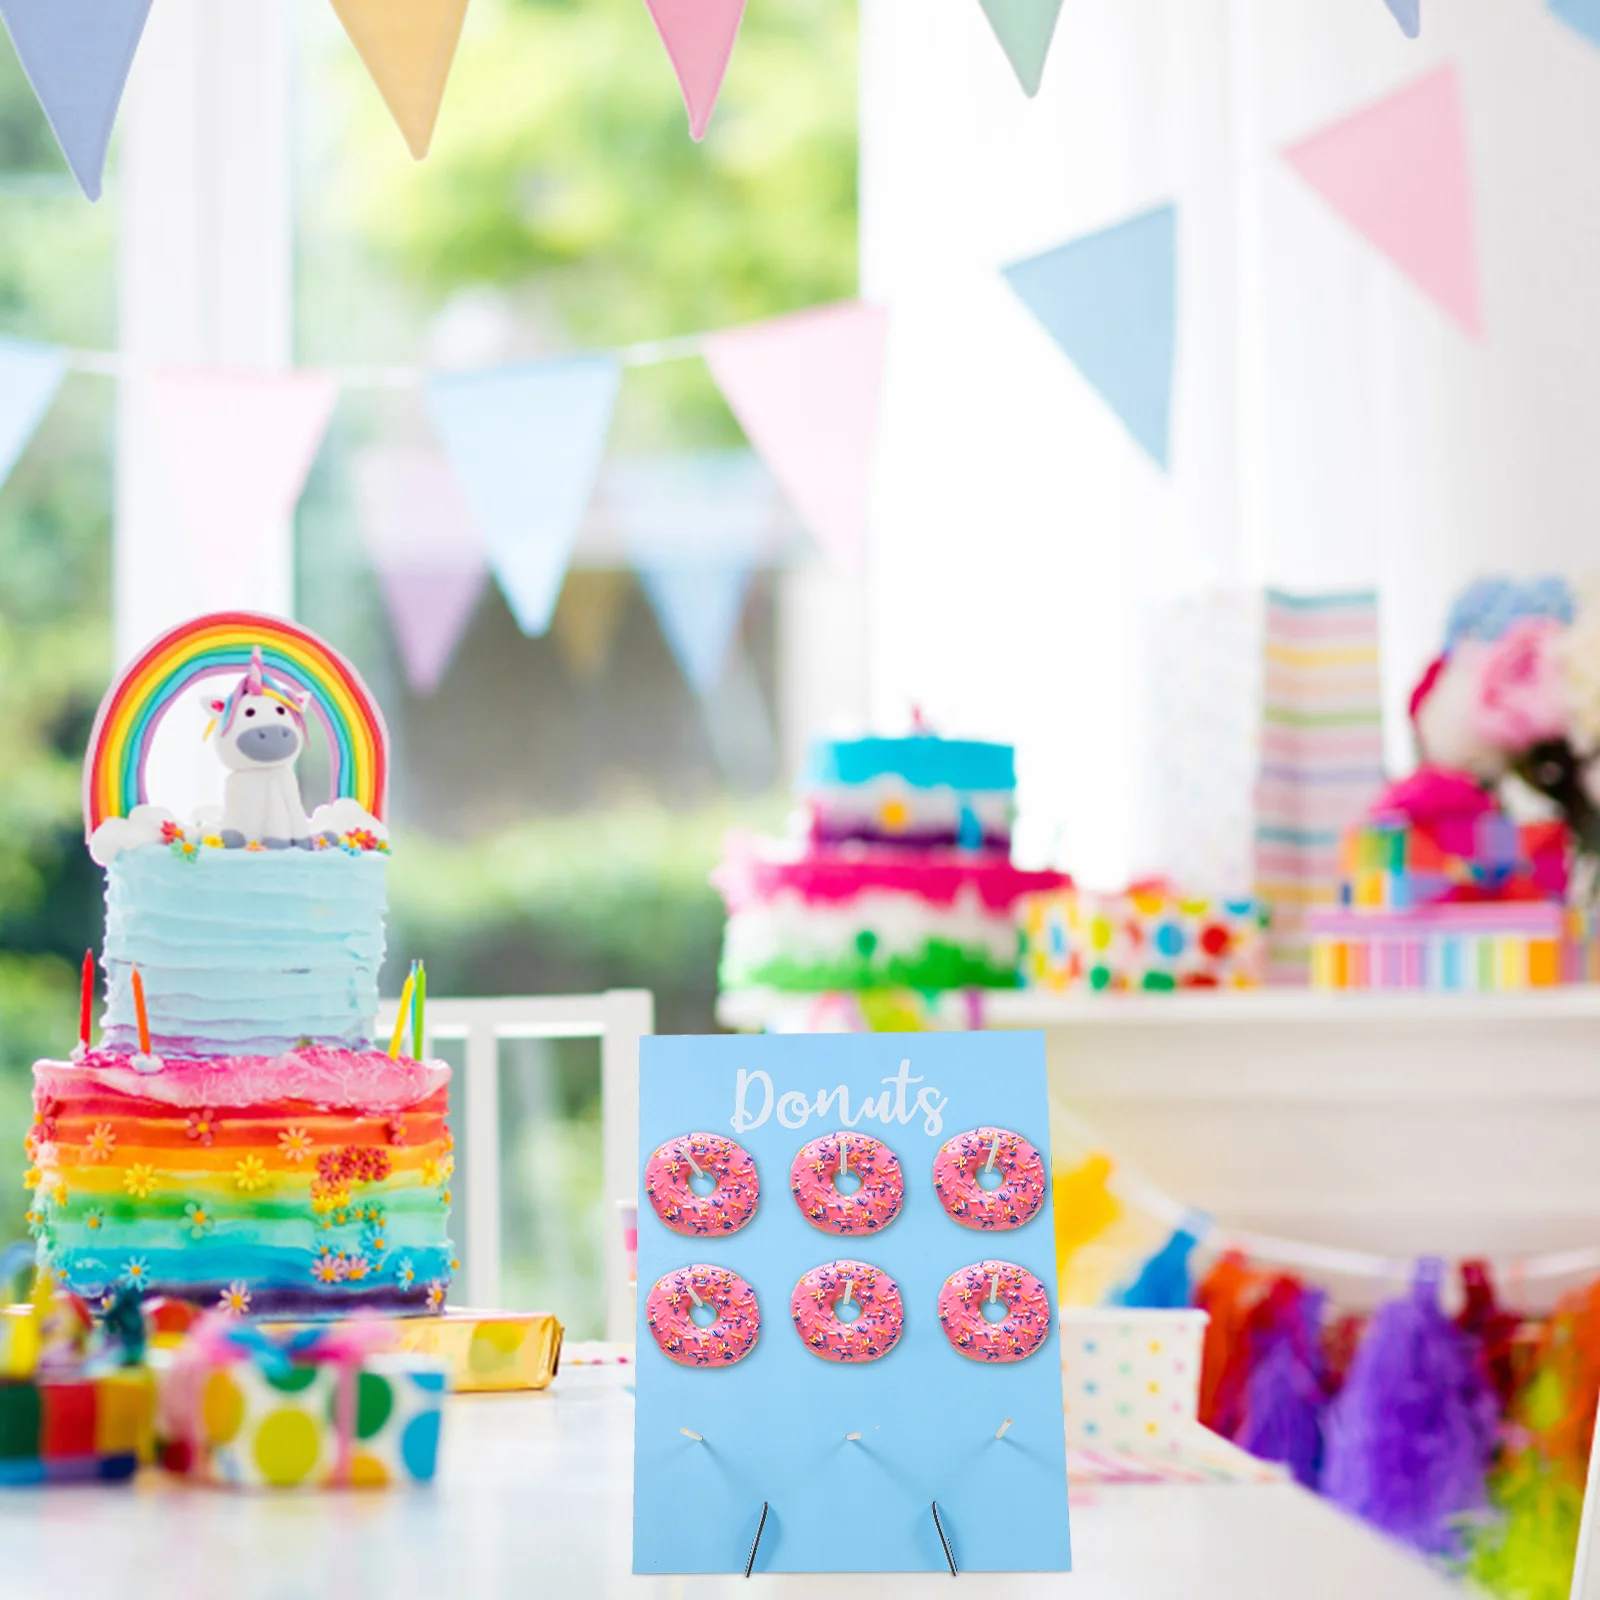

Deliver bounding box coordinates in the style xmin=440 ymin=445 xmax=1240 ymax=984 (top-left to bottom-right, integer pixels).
xmin=424 ymin=355 xmax=621 ymax=638
xmin=150 ymin=369 xmax=339 ymax=604
xmin=0 ymin=337 xmax=68 ymax=488
xmin=977 ymin=0 xmax=1065 ymax=97
xmin=0 ymin=0 xmax=153 ymax=200
xmin=643 ymin=0 xmax=747 ymax=141
xmin=329 ymin=0 xmax=469 ymax=160
xmin=702 ymin=302 xmax=888 ymax=570
xmin=1002 ymin=203 xmax=1177 ymax=469
xmin=610 ymin=453 xmax=764 ymax=695
xmin=1551 ymin=0 xmax=1600 ymax=48
xmin=1283 ymin=64 xmax=1481 ymax=335
xmin=637 ymin=562 xmax=753 ymax=696
xmin=1383 ymin=0 xmax=1421 ymax=37
xmin=351 ymin=448 xmax=489 ymax=694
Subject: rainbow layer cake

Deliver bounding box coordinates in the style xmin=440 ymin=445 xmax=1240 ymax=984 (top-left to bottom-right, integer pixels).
xmin=718 ymin=728 xmax=1064 ymax=993
xmin=803 ymin=732 xmax=1016 ymax=852
xmin=716 ymin=844 xmax=1064 ymax=991
xmin=26 ymin=612 xmax=453 ymax=1316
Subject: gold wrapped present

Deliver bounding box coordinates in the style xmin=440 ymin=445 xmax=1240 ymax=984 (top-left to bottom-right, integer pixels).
xmin=391 ymin=1310 xmax=563 ymax=1393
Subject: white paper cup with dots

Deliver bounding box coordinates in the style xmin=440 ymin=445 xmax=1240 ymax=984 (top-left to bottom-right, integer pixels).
xmin=1060 ymin=1308 xmax=1210 ymax=1456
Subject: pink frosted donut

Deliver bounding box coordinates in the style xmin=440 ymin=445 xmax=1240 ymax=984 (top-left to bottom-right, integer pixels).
xmin=790 ymin=1132 xmax=904 ymax=1235
xmin=937 ymin=1260 xmax=1051 ymax=1363
xmin=646 ymin=1265 xmax=761 ymax=1367
xmin=790 ymin=1260 xmax=904 ymax=1363
xmin=932 ymin=1126 xmax=1047 ymax=1232
xmin=645 ymin=1132 xmax=759 ymax=1236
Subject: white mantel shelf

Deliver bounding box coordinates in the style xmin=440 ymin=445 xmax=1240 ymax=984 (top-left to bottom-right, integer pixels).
xmin=719 ymin=984 xmax=1600 ymax=1032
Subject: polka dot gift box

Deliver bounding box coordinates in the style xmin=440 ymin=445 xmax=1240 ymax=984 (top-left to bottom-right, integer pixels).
xmin=1060 ymin=1309 xmax=1209 ymax=1455
xmin=161 ymin=1314 xmax=445 ymax=1489
xmin=1021 ymin=886 xmax=1267 ymax=992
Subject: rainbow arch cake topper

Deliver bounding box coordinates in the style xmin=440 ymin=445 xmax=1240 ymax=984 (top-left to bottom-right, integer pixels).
xmin=83 ymin=610 xmax=389 ymax=841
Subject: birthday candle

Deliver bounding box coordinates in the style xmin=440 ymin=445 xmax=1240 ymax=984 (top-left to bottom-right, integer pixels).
xmin=78 ymin=950 xmax=93 ymax=1051
xmin=389 ymin=972 xmax=415 ymax=1060
xmin=130 ymin=967 xmax=151 ymax=1057
xmin=410 ymin=959 xmax=426 ymax=1058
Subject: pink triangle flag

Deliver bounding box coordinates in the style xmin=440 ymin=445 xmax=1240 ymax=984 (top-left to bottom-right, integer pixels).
xmin=149 ymin=368 xmax=339 ymax=604
xmin=702 ymin=302 xmax=888 ymax=570
xmin=351 ymin=448 xmax=489 ymax=694
xmin=1283 ymin=64 xmax=1481 ymax=335
xmin=643 ymin=0 xmax=747 ymax=141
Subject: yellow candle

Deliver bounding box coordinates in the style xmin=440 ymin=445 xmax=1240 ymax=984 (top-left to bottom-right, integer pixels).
xmin=389 ymin=973 xmax=415 ymax=1060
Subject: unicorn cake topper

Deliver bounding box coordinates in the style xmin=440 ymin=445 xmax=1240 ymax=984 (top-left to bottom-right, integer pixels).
xmin=204 ymin=647 xmax=315 ymax=846
xmin=82 ymin=611 xmax=391 ymax=865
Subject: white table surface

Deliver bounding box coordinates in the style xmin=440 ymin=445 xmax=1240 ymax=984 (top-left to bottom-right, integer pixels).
xmin=0 ymin=1366 xmax=1469 ymax=1598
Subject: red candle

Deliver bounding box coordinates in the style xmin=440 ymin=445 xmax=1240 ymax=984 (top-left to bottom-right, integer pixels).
xmin=131 ymin=967 xmax=151 ymax=1057
xmin=78 ymin=950 xmax=93 ymax=1051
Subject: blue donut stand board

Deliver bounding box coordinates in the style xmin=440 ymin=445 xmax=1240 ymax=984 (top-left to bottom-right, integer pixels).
xmin=633 ymin=1031 xmax=1070 ymax=1575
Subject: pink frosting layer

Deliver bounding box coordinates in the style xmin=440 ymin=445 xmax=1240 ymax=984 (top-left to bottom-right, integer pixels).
xmin=714 ymin=840 xmax=1069 ymax=914
xmin=34 ymin=1046 xmax=451 ymax=1112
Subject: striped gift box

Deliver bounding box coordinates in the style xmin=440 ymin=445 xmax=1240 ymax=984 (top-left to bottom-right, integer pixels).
xmin=1253 ymin=591 xmax=1386 ymax=986
xmin=1308 ymin=904 xmax=1599 ymax=991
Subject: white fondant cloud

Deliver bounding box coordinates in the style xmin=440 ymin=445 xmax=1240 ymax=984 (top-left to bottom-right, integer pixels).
xmin=308 ymin=798 xmax=389 ymax=842
xmin=88 ymin=804 xmax=182 ymax=867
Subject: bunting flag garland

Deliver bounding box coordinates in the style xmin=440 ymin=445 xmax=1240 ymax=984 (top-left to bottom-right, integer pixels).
xmin=329 ymin=0 xmax=469 ymax=161
xmin=424 ymin=355 xmax=622 ymax=638
xmin=1002 ymin=203 xmax=1178 ymax=470
xmin=149 ymin=368 xmax=339 ymax=605
xmin=1382 ymin=0 xmax=1421 ymax=37
xmin=977 ymin=0 xmax=1066 ymax=97
xmin=0 ymin=0 xmax=152 ymax=201
xmin=703 ymin=302 xmax=888 ymax=572
xmin=643 ymin=0 xmax=748 ymax=142
xmin=351 ymin=448 xmax=488 ymax=695
xmin=0 ymin=337 xmax=68 ymax=489
xmin=1283 ymin=65 xmax=1482 ymax=336
xmin=1550 ymin=0 xmax=1600 ymax=48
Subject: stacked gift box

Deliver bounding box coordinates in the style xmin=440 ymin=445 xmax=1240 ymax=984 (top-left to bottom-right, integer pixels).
xmin=1309 ymin=772 xmax=1592 ymax=992
xmin=1021 ymin=885 xmax=1269 ymax=992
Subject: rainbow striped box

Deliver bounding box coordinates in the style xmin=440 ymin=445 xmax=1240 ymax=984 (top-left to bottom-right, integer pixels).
xmin=1309 ymin=904 xmax=1600 ymax=991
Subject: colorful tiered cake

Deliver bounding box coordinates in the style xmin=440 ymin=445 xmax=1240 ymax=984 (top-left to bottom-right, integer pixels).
xmin=25 ymin=612 xmax=454 ymax=1315
xmin=716 ymin=730 xmax=1067 ymax=993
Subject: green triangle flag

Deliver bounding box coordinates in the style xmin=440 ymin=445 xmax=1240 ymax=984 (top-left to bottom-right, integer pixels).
xmin=977 ymin=0 xmax=1064 ymax=97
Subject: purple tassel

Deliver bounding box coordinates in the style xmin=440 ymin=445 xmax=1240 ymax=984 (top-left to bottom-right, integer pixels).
xmin=1320 ymin=1259 xmax=1497 ymax=1554
xmin=1238 ymin=1282 xmax=1326 ymax=1488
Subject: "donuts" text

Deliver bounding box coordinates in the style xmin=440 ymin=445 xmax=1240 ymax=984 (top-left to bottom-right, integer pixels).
xmin=730 ymin=1059 xmax=948 ymax=1136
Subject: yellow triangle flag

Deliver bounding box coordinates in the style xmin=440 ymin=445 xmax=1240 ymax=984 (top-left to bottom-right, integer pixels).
xmin=329 ymin=0 xmax=469 ymax=160
xmin=1054 ymin=1153 xmax=1121 ymax=1274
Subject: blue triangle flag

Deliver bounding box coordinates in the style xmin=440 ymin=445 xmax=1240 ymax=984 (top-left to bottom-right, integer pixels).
xmin=610 ymin=453 xmax=766 ymax=696
xmin=1551 ymin=0 xmax=1600 ymax=47
xmin=977 ymin=0 xmax=1065 ymax=97
xmin=0 ymin=0 xmax=153 ymax=201
xmin=0 ymin=337 xmax=67 ymax=489
xmin=1003 ymin=203 xmax=1178 ymax=470
xmin=1383 ymin=0 xmax=1421 ymax=36
xmin=637 ymin=563 xmax=754 ymax=696
xmin=425 ymin=355 xmax=621 ymax=637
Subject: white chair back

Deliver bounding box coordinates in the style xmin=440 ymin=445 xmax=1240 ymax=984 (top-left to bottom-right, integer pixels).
xmin=379 ymin=990 xmax=653 ymax=1340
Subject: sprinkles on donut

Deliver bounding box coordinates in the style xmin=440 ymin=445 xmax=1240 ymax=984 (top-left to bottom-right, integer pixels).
xmin=931 ymin=1126 xmax=1047 ymax=1232
xmin=790 ymin=1259 xmax=905 ymax=1363
xmin=789 ymin=1132 xmax=905 ymax=1234
xmin=645 ymin=1132 xmax=760 ymax=1236
xmin=937 ymin=1259 xmax=1051 ymax=1363
xmin=647 ymin=1264 xmax=761 ymax=1367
